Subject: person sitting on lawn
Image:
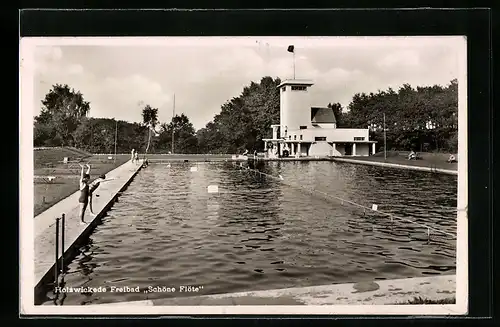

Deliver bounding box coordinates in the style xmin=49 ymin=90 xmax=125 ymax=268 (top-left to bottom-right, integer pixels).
xmin=447 ymin=154 xmax=457 ymax=163
xmin=408 ymin=150 xmax=417 ymax=160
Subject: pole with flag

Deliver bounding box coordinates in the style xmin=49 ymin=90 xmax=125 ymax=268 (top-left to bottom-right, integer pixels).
xmin=287 ymin=45 xmax=295 ymax=79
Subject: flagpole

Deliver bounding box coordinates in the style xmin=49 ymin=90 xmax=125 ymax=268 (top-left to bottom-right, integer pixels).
xmin=383 ymin=113 xmax=387 ymax=160
xmin=288 ymin=45 xmax=295 ymax=79
xmin=172 ymin=93 xmax=175 ymax=154
xmin=113 ymin=119 xmax=118 ymax=163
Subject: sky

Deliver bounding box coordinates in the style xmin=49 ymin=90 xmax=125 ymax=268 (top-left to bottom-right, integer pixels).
xmin=26 ymin=37 xmax=464 ymax=131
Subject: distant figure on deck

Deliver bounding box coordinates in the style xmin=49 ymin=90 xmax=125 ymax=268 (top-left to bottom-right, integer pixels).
xmin=408 ymin=150 xmax=417 ymax=160
xmin=447 ymin=154 xmax=457 ymax=163
xmin=131 ymin=149 xmax=135 ymax=163
xmin=134 ymin=151 xmax=139 ymax=164
xmin=88 ymin=174 xmax=114 ymax=215
xmin=78 ymin=164 xmax=91 ymax=225
xmin=142 ymin=158 xmax=149 ymax=168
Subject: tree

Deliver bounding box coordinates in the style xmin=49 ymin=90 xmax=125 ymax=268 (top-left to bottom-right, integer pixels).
xmin=71 ymin=117 xmax=147 ymax=154
xmin=327 ymin=102 xmax=344 ymax=127
xmin=196 ymin=121 xmax=223 ymax=154
xmin=196 ymin=76 xmax=281 ymax=154
xmin=142 ymin=105 xmax=159 ymax=128
xmin=35 ymin=84 xmax=91 ymax=146
xmin=157 ymin=114 xmax=198 ymax=153
xmin=341 ymin=80 xmax=458 ymax=152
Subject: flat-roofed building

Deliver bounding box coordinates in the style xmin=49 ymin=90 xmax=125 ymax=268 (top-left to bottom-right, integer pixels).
xmin=263 ymin=79 xmax=377 ymax=158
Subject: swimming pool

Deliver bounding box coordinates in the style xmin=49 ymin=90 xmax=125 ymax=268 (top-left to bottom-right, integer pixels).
xmin=42 ymin=161 xmax=457 ymax=305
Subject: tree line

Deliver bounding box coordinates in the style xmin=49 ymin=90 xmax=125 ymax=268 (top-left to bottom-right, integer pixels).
xmin=34 ymin=78 xmax=458 ymax=154
xmin=34 ymin=84 xmax=199 ymax=154
xmin=340 ymin=79 xmax=458 ymax=153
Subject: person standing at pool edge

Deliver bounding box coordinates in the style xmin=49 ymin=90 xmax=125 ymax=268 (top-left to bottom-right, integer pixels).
xmin=88 ymin=174 xmax=114 ymax=215
xmin=131 ymin=149 xmax=135 ymax=163
xmin=78 ymin=164 xmax=91 ymax=225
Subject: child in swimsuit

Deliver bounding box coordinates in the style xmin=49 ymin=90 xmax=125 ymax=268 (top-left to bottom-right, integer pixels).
xmin=78 ymin=164 xmax=91 ymax=224
xmin=88 ymin=174 xmax=114 ymax=214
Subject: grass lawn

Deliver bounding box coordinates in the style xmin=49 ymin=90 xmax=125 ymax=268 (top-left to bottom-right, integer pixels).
xmin=34 ymin=151 xmax=130 ymax=216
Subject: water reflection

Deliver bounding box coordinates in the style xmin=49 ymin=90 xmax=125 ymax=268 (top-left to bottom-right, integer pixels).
xmin=45 ymin=161 xmax=457 ymax=305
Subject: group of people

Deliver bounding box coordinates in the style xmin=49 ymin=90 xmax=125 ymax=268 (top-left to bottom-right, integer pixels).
xmin=131 ymin=148 xmax=149 ymax=167
xmin=408 ymin=150 xmax=418 ymax=160
xmin=130 ymin=149 xmax=140 ymax=164
xmin=408 ymin=150 xmax=457 ymax=163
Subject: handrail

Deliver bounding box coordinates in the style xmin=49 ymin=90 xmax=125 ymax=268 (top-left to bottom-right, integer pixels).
xmin=54 ymin=213 xmax=66 ymax=292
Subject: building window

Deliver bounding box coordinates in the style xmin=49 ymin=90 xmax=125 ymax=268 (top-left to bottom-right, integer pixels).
xmin=282 ymin=86 xmax=286 ymax=92
xmin=291 ymin=86 xmax=307 ymax=91
xmin=289 ymin=135 xmax=291 ymax=140
xmin=315 ymin=136 xmax=327 ymax=141
xmin=354 ymin=137 xmax=365 ymax=141
xmin=299 ymin=126 xmax=307 ymax=129
xmin=294 ymin=135 xmax=297 ymax=140
xmin=300 ymin=135 xmax=303 ymax=140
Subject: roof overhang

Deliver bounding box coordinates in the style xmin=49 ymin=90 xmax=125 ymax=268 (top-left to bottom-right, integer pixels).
xmin=277 ymin=79 xmax=314 ymax=88
xmin=262 ymin=138 xmax=284 ymax=142
xmin=330 ymin=140 xmax=378 ymax=144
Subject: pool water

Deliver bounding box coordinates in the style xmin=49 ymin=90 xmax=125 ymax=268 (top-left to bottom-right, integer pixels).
xmin=42 ymin=161 xmax=457 ymax=305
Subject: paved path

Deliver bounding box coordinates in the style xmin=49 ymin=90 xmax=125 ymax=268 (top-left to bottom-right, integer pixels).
xmin=34 ymin=160 xmax=143 ymax=289
xmin=96 ymin=275 xmax=456 ymax=306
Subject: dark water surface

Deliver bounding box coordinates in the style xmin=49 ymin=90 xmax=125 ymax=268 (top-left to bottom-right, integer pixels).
xmin=44 ymin=161 xmax=457 ymax=305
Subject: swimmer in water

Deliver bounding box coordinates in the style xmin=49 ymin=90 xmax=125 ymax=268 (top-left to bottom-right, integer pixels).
xmin=78 ymin=164 xmax=91 ymax=224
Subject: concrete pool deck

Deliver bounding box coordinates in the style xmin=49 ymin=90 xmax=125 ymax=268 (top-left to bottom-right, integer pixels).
xmin=94 ymin=275 xmax=455 ymax=306
xmin=330 ymin=157 xmax=458 ymax=175
xmin=34 ymin=160 xmax=144 ymax=300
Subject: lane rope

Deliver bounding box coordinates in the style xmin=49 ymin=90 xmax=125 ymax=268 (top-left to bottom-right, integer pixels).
xmin=229 ymin=161 xmax=457 ymax=239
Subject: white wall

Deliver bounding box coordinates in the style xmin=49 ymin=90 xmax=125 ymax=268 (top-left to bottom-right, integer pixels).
xmin=280 ymin=86 xmax=312 ymax=135
xmin=288 ymin=127 xmax=370 ymax=142
xmin=314 ymin=123 xmax=336 ymax=129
